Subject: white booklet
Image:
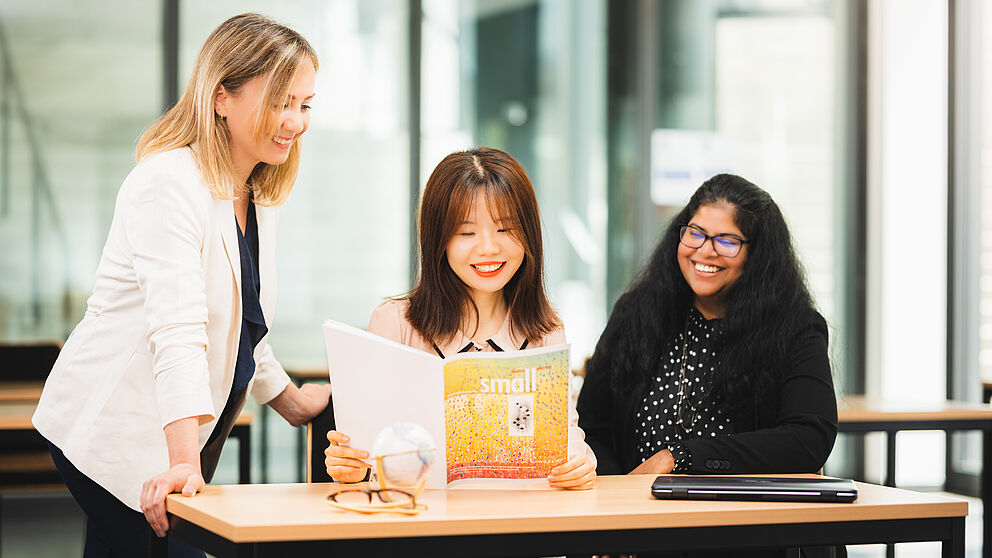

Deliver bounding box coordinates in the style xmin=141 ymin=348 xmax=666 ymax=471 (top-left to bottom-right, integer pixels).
xmin=322 ymin=319 xmax=570 ymax=488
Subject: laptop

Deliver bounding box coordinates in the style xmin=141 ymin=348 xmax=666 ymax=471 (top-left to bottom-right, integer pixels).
xmin=651 ymin=476 xmax=858 ymax=503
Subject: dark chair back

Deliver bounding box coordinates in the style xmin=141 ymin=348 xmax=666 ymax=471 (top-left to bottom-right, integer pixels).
xmin=306 ymin=395 xmax=336 ymax=483
xmin=0 ymin=341 xmax=61 ymax=381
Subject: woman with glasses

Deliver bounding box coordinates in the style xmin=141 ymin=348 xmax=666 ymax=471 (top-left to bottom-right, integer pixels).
xmin=577 ymin=173 xmax=838 ymax=484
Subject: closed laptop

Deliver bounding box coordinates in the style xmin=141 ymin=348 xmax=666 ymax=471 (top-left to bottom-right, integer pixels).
xmin=651 ymin=476 xmax=858 ymax=503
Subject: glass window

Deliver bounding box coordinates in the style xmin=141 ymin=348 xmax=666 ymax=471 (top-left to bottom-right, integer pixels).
xmin=0 ymin=3 xmax=162 ymax=340
xmin=980 ymin=2 xmax=992 ymax=400
xmin=947 ymin=0 xmax=992 ymax=486
xmin=421 ymin=0 xmax=609 ymax=367
xmin=713 ymin=12 xmax=838 ymax=326
xmin=691 ymin=1 xmax=846 ymax=382
xmin=180 ymin=2 xmax=411 ymax=366
xmin=609 ymin=0 xmax=853 ymax=380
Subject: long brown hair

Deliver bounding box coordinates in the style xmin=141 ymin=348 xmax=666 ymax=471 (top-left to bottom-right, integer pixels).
xmin=406 ymin=147 xmax=560 ymax=346
xmin=136 ymin=13 xmax=317 ymax=206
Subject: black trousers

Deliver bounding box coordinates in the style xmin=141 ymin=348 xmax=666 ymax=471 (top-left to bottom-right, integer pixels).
xmin=47 ymin=441 xmax=205 ymax=558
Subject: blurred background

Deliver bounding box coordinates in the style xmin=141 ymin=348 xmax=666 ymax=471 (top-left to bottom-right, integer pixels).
xmin=0 ymin=0 xmax=989 ymax=555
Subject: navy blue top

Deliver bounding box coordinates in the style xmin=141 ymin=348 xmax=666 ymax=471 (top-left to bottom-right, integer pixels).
xmin=204 ymin=200 xmax=267 ymax=449
xmin=232 ymin=199 xmax=268 ymax=394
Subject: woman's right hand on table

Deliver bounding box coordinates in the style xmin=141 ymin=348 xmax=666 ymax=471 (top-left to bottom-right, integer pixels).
xmin=325 ymin=430 xmax=371 ymax=483
xmin=139 ymin=462 xmax=204 ymax=537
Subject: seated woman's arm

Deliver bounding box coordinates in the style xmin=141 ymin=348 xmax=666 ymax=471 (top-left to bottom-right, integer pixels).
xmin=679 ymin=314 xmax=838 ymax=474
xmin=576 ymin=352 xmax=624 ymax=475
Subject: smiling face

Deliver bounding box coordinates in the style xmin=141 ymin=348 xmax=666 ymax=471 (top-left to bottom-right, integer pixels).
xmin=445 ymin=192 xmax=526 ymax=303
xmin=677 ymin=202 xmax=749 ymax=318
xmin=216 ymin=60 xmax=316 ymax=182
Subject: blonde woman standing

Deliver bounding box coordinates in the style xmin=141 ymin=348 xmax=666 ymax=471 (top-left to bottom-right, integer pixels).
xmin=32 ymin=14 xmax=329 ymax=557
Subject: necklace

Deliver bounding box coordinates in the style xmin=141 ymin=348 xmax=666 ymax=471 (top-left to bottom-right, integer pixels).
xmin=673 ymin=318 xmax=715 ymax=437
xmin=673 ymin=324 xmax=695 ymax=437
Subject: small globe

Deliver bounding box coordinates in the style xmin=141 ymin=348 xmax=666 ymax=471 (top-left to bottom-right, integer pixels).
xmin=372 ymin=423 xmax=436 ymax=488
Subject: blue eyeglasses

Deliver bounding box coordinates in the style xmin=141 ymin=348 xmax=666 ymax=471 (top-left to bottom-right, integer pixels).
xmin=678 ymin=225 xmax=749 ymax=257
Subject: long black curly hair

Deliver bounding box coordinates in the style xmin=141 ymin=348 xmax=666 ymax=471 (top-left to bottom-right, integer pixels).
xmin=602 ymin=173 xmax=817 ymax=417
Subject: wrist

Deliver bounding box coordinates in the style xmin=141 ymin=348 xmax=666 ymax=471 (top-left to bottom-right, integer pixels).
xmin=163 ymin=416 xmax=203 ymax=468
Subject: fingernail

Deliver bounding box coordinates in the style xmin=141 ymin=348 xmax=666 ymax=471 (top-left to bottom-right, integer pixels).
xmin=342 ymin=436 xmax=349 ymax=443
xmin=360 ymin=451 xmax=368 ymax=458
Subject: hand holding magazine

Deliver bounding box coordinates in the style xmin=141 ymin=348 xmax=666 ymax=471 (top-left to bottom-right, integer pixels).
xmin=323 ymin=319 xmax=570 ymax=488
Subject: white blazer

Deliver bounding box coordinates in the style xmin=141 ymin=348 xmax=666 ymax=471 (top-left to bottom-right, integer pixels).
xmin=33 ymin=147 xmax=291 ymax=511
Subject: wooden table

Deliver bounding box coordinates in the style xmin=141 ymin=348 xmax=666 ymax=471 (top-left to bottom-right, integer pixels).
xmin=158 ymin=474 xmax=967 ymax=557
xmin=838 ymin=396 xmax=992 ymax=557
xmin=0 ymin=400 xmax=62 ymax=488
xmin=0 ymin=388 xmax=254 ymax=485
xmin=0 ymin=381 xmax=44 ymax=402
xmin=285 ymin=367 xmax=328 ymax=381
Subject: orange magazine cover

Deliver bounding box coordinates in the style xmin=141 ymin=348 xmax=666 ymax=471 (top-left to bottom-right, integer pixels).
xmin=443 ymin=348 xmax=569 ymax=484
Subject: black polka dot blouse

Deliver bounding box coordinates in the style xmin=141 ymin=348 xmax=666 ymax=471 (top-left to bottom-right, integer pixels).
xmin=634 ymin=306 xmax=732 ymax=472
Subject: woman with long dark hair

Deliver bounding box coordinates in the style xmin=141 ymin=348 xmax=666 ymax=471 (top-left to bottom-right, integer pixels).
xmin=577 ymin=173 xmax=837 ymax=479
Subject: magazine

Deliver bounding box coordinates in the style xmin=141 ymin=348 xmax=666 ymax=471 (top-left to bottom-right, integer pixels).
xmin=322 ymin=319 xmax=570 ymax=488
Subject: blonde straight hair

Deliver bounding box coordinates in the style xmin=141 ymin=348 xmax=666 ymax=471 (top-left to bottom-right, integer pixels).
xmin=136 ymin=13 xmax=317 ymax=206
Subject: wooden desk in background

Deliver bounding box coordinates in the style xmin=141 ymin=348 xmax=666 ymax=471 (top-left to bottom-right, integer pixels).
xmin=0 ymin=399 xmax=62 ymax=488
xmin=158 ymin=474 xmax=966 ymax=558
xmin=0 ymin=383 xmax=255 ymax=486
xmin=838 ymin=396 xmax=992 ymax=557
xmin=0 ymin=381 xmax=44 ymax=402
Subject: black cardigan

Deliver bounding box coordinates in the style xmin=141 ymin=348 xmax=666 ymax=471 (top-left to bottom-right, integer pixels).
xmin=577 ymin=310 xmax=838 ymax=475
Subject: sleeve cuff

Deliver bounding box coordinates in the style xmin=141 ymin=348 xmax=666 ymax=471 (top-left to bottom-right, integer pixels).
xmin=668 ymin=441 xmax=692 ymax=473
xmin=155 ymin=365 xmax=216 ymax=427
xmin=250 ymin=341 xmax=292 ymax=404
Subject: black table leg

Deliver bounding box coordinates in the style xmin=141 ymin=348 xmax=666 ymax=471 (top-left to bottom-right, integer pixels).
xmin=260 ymin=404 xmax=269 ymax=484
xmin=943 ymin=516 xmax=966 ymax=558
xmin=239 ymin=424 xmax=251 ymax=484
xmin=886 ymin=431 xmax=897 ymax=558
xmin=983 ymin=429 xmax=991 ymax=558
xmin=228 ymin=424 xmax=251 ymax=485
xmin=885 ymin=431 xmax=897 ymax=487
xmin=297 ymin=425 xmax=305 ymax=482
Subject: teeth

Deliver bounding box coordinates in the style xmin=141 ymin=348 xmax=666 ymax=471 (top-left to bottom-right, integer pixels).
xmin=473 ymin=263 xmax=503 ymax=273
xmin=273 ymin=137 xmax=292 ymax=145
xmin=695 ymin=263 xmax=720 ymax=273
